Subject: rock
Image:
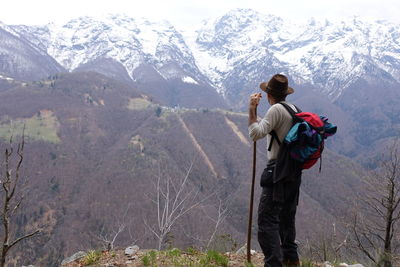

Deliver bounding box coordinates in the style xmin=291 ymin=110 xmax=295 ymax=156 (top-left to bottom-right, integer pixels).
xmin=338 ymin=264 xmax=364 ymax=267
xmin=128 ymin=255 xmax=138 ymax=260
xmin=125 ymin=245 xmax=140 ymax=256
xmin=324 ymin=261 xmax=334 ymax=267
xmin=235 ymin=244 xmax=247 ymax=255
xmin=22 ymin=265 xmax=35 ymax=267
xmin=126 ymin=260 xmax=133 ymax=264
xmin=61 ymin=251 xmax=87 ymax=265
xmin=235 ymin=245 xmax=256 ymax=255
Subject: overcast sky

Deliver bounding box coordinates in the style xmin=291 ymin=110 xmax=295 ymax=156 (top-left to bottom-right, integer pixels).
xmin=1 ymin=0 xmax=399 ymax=27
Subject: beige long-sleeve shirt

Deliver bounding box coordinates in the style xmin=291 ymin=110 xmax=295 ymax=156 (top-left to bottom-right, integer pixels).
xmin=248 ymin=101 xmax=297 ymax=160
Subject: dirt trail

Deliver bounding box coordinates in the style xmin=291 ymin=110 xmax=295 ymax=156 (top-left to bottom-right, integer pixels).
xmin=224 ymin=116 xmax=250 ymax=146
xmin=177 ymin=116 xmax=218 ymax=177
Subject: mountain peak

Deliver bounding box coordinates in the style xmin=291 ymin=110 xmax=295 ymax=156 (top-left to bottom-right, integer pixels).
xmin=2 ymin=10 xmax=400 ymax=106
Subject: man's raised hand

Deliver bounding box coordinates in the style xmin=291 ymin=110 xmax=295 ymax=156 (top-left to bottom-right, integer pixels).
xmin=249 ymin=93 xmax=262 ymax=108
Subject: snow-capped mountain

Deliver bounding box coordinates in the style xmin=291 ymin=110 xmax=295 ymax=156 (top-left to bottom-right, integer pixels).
xmin=0 ymin=22 xmax=64 ymax=81
xmin=2 ymin=8 xmax=400 ymax=109
xmin=11 ymin=15 xmax=209 ymax=85
xmin=187 ymin=9 xmax=288 ymax=92
xmin=190 ymin=9 xmax=400 ymax=104
xmin=7 ymin=15 xmax=230 ymax=108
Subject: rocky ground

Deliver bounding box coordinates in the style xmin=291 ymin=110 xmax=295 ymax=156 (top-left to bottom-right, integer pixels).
xmin=61 ymin=247 xmax=267 ymax=267
xmin=60 ymin=246 xmax=373 ymax=267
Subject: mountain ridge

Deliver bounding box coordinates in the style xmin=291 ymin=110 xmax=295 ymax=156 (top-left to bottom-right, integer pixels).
xmin=4 ymin=9 xmax=400 ymax=103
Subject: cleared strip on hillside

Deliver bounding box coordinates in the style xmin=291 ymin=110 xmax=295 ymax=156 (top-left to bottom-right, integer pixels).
xmin=224 ymin=116 xmax=250 ymax=147
xmin=177 ymin=116 xmax=218 ymax=178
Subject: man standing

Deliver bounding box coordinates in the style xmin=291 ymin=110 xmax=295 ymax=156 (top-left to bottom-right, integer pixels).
xmin=248 ymin=74 xmax=302 ymax=267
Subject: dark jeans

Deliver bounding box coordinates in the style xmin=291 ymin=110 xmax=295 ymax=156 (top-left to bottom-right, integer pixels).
xmin=258 ymin=165 xmax=301 ymax=267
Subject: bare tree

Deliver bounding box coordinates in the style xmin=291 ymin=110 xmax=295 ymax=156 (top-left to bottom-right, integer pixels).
xmin=303 ymin=223 xmax=349 ymax=263
xmin=91 ymin=203 xmax=136 ymax=251
xmin=181 ymin=196 xmax=230 ymax=251
xmin=0 ymin=134 xmax=40 ymax=267
xmin=350 ymin=141 xmax=400 ymax=267
xmin=144 ymin=160 xmax=212 ymax=250
xmin=205 ymin=198 xmax=229 ymax=250
xmin=95 ymin=222 xmax=126 ymax=251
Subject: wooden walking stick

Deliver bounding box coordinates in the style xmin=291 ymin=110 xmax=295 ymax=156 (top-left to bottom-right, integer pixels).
xmin=247 ymin=105 xmax=257 ymax=263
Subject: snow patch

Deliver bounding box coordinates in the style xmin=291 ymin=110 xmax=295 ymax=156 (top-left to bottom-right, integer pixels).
xmin=0 ymin=74 xmax=13 ymax=81
xmin=182 ymin=76 xmax=198 ymax=85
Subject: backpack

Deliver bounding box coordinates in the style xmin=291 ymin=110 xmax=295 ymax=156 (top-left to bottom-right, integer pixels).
xmin=269 ymin=102 xmax=337 ymax=171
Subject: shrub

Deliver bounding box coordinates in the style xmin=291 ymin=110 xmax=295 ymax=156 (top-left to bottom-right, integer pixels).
xmin=300 ymin=259 xmax=314 ymax=267
xmin=149 ymin=250 xmax=157 ymax=263
xmin=142 ymin=254 xmax=150 ymax=266
xmin=142 ymin=250 xmax=158 ymax=267
xmin=81 ymin=250 xmax=102 ymax=265
xmin=166 ymin=248 xmax=182 ymax=257
xmin=199 ymin=250 xmax=228 ymax=267
xmin=186 ymin=246 xmax=198 ymax=255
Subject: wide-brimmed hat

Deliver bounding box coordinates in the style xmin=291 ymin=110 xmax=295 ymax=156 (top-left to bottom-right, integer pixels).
xmin=259 ymin=74 xmax=294 ymax=97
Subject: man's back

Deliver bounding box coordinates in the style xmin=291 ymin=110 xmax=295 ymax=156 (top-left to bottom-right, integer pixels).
xmin=248 ymin=101 xmax=297 ymax=160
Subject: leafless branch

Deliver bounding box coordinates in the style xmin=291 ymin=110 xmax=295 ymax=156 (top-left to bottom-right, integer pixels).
xmin=8 ymin=229 xmax=40 ymax=251
xmin=92 ymin=202 xmax=134 ymax=251
xmin=206 ymin=199 xmax=229 ymax=249
xmin=350 ymin=140 xmax=400 ymax=267
xmin=145 ymin=158 xmax=214 ymax=250
xmin=351 ymin=214 xmax=377 ymax=263
xmin=1 ymin=131 xmax=40 ymax=266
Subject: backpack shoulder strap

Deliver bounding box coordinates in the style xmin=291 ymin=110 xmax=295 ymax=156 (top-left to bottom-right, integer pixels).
xmin=268 ymin=102 xmax=299 ymax=151
xmin=279 ymin=102 xmax=303 ymax=125
xmin=279 ymin=102 xmax=301 ymax=116
xmin=268 ymin=130 xmax=281 ymax=151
